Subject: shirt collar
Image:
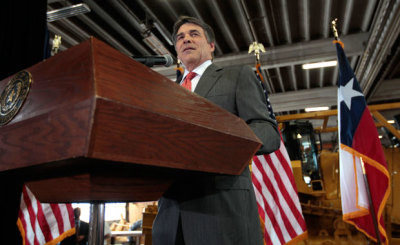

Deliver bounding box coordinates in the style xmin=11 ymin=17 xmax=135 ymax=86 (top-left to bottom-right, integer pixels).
xmin=182 ymin=60 xmax=212 ymax=79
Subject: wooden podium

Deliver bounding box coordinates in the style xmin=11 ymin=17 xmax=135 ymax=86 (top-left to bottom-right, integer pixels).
xmin=0 ymin=37 xmax=262 ymax=203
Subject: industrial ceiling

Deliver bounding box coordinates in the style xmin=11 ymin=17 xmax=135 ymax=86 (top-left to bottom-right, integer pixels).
xmin=47 ymin=0 xmax=400 ymax=146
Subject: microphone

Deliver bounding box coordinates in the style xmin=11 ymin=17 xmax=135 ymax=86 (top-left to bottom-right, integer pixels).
xmin=133 ymin=54 xmax=174 ymax=67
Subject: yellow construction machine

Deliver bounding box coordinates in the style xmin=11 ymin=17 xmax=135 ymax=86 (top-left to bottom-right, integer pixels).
xmin=277 ymin=102 xmax=400 ymax=244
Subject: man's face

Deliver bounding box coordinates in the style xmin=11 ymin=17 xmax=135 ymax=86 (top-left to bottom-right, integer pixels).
xmin=175 ymin=23 xmax=215 ymax=71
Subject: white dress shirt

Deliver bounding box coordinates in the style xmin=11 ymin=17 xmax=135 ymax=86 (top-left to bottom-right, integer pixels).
xmin=180 ymin=60 xmax=212 ymax=92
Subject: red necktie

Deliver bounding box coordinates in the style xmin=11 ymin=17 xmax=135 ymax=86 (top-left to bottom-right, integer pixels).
xmin=182 ymin=72 xmax=197 ymax=91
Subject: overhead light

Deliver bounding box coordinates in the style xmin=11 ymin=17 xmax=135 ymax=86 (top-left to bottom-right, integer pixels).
xmin=305 ymin=106 xmax=329 ymax=112
xmin=47 ymin=3 xmax=91 ymax=22
xmin=297 ymin=133 xmax=302 ymax=139
xmin=388 ymin=120 xmax=395 ymax=124
xmin=143 ymin=33 xmax=171 ymax=56
xmin=379 ymin=135 xmax=383 ymax=139
xmin=302 ymin=61 xmax=337 ymax=69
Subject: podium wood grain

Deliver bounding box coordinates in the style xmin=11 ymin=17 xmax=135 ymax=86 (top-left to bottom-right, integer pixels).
xmin=0 ymin=37 xmax=261 ymax=202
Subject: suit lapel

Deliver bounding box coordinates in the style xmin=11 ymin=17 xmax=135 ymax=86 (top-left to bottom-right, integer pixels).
xmin=194 ymin=63 xmax=223 ymax=97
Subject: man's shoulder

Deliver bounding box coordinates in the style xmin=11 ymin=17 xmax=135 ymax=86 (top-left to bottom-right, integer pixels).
xmin=208 ymin=63 xmax=251 ymax=73
xmin=80 ymin=220 xmax=89 ymax=229
xmin=225 ymin=64 xmax=250 ymax=69
xmin=202 ymin=64 xmax=254 ymax=82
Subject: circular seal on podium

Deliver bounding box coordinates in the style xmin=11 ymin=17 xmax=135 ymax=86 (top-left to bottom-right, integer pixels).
xmin=0 ymin=70 xmax=32 ymax=126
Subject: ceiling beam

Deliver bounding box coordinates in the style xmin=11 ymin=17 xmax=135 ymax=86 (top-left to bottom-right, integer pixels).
xmin=205 ymin=0 xmax=239 ymax=52
xmin=135 ymin=0 xmax=174 ymax=47
xmin=369 ymin=78 xmax=400 ymax=103
xmin=269 ymin=86 xmax=337 ymax=112
xmin=83 ymin=0 xmax=150 ymax=55
xmin=47 ymin=6 xmax=90 ymax=42
xmin=153 ymin=60 xmax=395 ymax=115
xmin=181 ymin=0 xmax=223 ymax=55
xmin=356 ymin=0 xmax=400 ymax=95
xmin=153 ymin=32 xmax=369 ymax=79
xmin=269 ymin=82 xmax=400 ymax=113
xmin=230 ymin=0 xmax=253 ymax=44
xmin=60 ymin=0 xmax=133 ymax=56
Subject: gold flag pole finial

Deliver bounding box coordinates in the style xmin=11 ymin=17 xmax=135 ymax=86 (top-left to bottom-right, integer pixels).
xmin=332 ymin=18 xmax=339 ymax=40
xmin=51 ymin=34 xmax=62 ymax=56
xmin=248 ymin=42 xmax=266 ymax=64
xmin=332 ymin=18 xmax=344 ymax=48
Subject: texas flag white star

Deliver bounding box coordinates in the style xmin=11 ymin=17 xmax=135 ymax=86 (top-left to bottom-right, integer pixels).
xmin=338 ymin=77 xmax=364 ymax=110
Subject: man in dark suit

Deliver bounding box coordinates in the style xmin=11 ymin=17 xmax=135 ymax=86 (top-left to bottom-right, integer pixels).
xmin=152 ymin=16 xmax=281 ymax=245
xmin=61 ymin=207 xmax=89 ymax=245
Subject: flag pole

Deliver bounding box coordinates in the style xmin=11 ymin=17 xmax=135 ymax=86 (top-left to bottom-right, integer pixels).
xmin=332 ymin=18 xmax=339 ymax=41
xmin=360 ymin=157 xmax=382 ymax=244
xmin=248 ymin=41 xmax=267 ymax=85
xmin=248 ymin=41 xmax=265 ymax=64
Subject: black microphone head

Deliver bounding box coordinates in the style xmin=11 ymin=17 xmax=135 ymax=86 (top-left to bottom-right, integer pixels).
xmin=162 ymin=54 xmax=173 ymax=67
xmin=132 ymin=54 xmax=174 ymax=67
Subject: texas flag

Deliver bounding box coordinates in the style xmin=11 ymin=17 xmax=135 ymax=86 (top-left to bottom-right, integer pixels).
xmin=335 ymin=40 xmax=390 ymax=244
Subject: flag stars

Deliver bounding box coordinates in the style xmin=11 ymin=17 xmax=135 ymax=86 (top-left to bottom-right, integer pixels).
xmin=338 ymin=77 xmax=364 ymax=110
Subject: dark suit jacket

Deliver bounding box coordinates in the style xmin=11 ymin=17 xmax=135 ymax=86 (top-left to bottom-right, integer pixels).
xmin=60 ymin=220 xmax=89 ymax=245
xmin=152 ymin=64 xmax=280 ymax=245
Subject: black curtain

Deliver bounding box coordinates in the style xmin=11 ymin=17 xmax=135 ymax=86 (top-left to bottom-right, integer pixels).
xmin=0 ymin=0 xmax=48 ymax=80
xmin=0 ymin=0 xmax=48 ymax=243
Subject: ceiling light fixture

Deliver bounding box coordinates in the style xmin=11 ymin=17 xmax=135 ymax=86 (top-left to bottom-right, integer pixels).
xmin=47 ymin=3 xmax=91 ymax=22
xmin=302 ymin=61 xmax=337 ymax=69
xmin=387 ymin=120 xmax=395 ymax=124
xmin=143 ymin=33 xmax=172 ymax=56
xmin=305 ymin=106 xmax=329 ymax=112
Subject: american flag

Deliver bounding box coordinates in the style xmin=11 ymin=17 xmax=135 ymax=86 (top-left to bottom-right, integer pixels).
xmin=251 ymin=63 xmax=308 ymax=245
xmin=335 ymin=40 xmax=390 ymax=244
xmin=17 ymin=185 xmax=76 ymax=245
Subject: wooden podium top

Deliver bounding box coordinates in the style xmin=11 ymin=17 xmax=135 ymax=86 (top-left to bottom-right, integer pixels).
xmin=0 ymin=37 xmax=261 ymax=202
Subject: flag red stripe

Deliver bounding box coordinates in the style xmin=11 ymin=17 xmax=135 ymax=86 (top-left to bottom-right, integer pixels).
xmin=252 ymin=170 xmax=286 ymax=244
xmin=353 ymin=107 xmax=389 ymax=243
xmin=272 ymin=150 xmax=307 ymax=229
xmin=18 ymin=185 xmax=75 ymax=244
xmin=66 ymin=203 xmax=75 ymax=227
xmin=50 ymin=203 xmax=64 ymax=233
xmin=22 ymin=186 xmax=40 ymax=245
xmin=353 ymin=109 xmax=387 ymax=169
xmin=252 ymin=142 xmax=307 ymax=244
xmin=273 ymin=146 xmax=298 ymax=192
xmin=274 ymin=142 xmax=307 ymax=230
xmin=254 ymin=156 xmax=296 ymax=242
xmin=36 ymin=201 xmax=54 ymax=242
xmin=255 ymin=200 xmax=274 ymax=245
xmin=259 ymin=154 xmax=298 ymax=238
xmin=18 ymin=207 xmax=29 ymax=244
xmin=252 ymin=160 xmax=285 ymax=243
xmin=265 ymin=152 xmax=300 ymax=212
